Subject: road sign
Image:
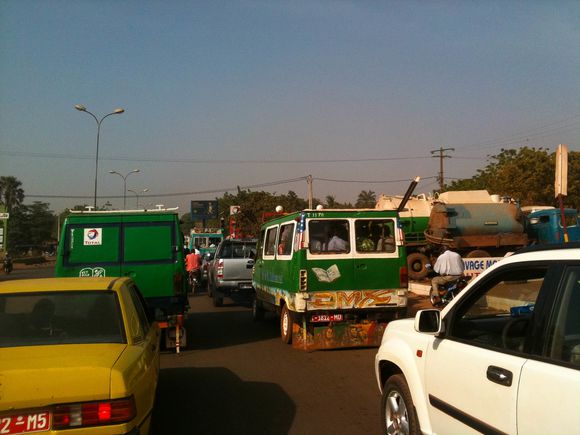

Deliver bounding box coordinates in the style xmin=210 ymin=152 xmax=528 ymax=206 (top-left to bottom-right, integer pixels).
xmin=555 ymin=144 xmax=568 ymax=197
xmin=0 ymin=213 xmax=9 ymax=220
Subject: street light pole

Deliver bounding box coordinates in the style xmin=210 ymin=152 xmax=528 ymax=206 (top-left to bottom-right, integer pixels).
xmin=127 ymin=188 xmax=149 ymax=208
xmin=109 ymin=169 xmax=140 ymax=209
xmin=74 ymin=105 xmax=125 ymax=208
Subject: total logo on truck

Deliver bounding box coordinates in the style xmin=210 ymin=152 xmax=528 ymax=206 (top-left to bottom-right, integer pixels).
xmin=83 ymin=228 xmax=102 ymax=245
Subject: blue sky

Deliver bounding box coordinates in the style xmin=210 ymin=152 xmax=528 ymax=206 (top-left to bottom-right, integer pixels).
xmin=1 ymin=0 xmax=578 ymax=213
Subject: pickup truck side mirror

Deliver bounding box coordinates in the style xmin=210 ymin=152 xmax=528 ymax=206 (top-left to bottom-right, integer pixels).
xmin=414 ymin=309 xmax=445 ymax=335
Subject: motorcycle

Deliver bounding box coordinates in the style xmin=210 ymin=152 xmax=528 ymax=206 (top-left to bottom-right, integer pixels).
xmin=429 ymin=275 xmax=470 ymax=307
xmin=188 ymin=269 xmax=200 ymax=295
xmin=3 ymin=255 xmax=13 ymax=274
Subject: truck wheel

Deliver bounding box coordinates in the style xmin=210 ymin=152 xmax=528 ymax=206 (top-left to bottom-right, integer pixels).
xmin=213 ymin=291 xmax=223 ymax=307
xmin=252 ymin=296 xmax=265 ymax=321
xmin=466 ymin=249 xmax=490 ymax=258
xmin=382 ymin=374 xmax=419 ymax=435
xmin=280 ymin=305 xmax=293 ymax=344
xmin=407 ymin=253 xmax=430 ymax=280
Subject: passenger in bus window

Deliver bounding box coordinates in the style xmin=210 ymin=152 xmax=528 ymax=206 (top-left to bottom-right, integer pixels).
xmin=377 ymin=226 xmax=395 ymax=252
xmin=327 ymin=226 xmax=348 ymax=251
xmin=278 ymin=226 xmax=293 ymax=255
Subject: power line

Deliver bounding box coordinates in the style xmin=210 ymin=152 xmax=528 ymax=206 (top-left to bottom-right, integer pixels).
xmin=460 ymin=115 xmax=580 ymax=150
xmin=2 ymin=115 xmax=577 ymax=164
xmin=26 ymin=175 xmax=438 ymax=199
xmin=0 ymin=149 xmax=430 ymax=164
xmin=26 ymin=176 xmax=310 ymax=199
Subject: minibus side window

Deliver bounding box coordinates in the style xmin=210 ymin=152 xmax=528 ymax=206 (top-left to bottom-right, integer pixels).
xmin=264 ymin=227 xmax=278 ymax=257
xmin=563 ymin=214 xmax=578 ymax=228
xmin=278 ymin=223 xmax=295 ymax=256
xmin=308 ymin=220 xmax=350 ymax=254
xmin=355 ymin=219 xmax=396 ymax=253
xmin=256 ymin=230 xmax=265 ymax=259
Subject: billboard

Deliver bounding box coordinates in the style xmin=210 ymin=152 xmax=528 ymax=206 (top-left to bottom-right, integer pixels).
xmin=190 ymin=200 xmax=219 ymax=220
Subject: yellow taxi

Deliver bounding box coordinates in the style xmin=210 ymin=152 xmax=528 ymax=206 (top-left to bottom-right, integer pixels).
xmin=0 ymin=277 xmax=160 ymax=434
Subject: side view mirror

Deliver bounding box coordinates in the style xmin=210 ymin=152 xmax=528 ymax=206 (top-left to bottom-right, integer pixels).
xmin=414 ymin=309 xmax=444 ymax=335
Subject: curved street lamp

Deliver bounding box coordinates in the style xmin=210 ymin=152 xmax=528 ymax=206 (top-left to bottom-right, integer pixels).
xmin=109 ymin=169 xmax=140 ymax=209
xmin=127 ymin=188 xmax=149 ymax=208
xmin=74 ymin=104 xmax=125 ymax=208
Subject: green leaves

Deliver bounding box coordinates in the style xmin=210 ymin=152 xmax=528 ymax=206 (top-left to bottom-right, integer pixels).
xmin=446 ymin=147 xmax=578 ymax=208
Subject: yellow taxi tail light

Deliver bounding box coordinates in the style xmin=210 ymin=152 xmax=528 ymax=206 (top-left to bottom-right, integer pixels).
xmin=52 ymin=396 xmax=136 ymax=429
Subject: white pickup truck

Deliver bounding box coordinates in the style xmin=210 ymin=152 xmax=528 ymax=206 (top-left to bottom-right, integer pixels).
xmin=206 ymin=239 xmax=257 ymax=307
xmin=375 ymin=243 xmax=580 ymax=434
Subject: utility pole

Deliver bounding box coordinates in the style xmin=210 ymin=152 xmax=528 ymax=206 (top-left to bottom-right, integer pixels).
xmin=307 ymin=175 xmax=313 ymax=209
xmin=430 ymin=147 xmax=455 ymax=191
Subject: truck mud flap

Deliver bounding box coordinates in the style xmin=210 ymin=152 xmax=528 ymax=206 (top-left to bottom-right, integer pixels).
xmin=291 ymin=321 xmax=387 ymax=351
xmin=159 ymin=314 xmax=186 ymax=352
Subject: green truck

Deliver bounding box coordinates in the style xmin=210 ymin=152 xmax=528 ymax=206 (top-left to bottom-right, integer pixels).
xmin=252 ymin=209 xmax=408 ymax=350
xmin=55 ymin=208 xmax=188 ymax=350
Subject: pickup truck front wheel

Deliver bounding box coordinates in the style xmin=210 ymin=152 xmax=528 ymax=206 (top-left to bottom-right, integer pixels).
xmin=381 ymin=374 xmax=419 ymax=435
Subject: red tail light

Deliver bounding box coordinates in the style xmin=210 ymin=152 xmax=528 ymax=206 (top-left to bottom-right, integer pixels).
xmin=217 ymin=259 xmax=224 ymax=279
xmin=52 ymin=397 xmax=136 ymax=429
xmin=400 ymin=266 xmax=408 ymax=288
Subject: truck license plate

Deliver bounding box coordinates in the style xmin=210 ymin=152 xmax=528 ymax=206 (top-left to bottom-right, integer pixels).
xmin=311 ymin=314 xmax=343 ymax=323
xmin=0 ymin=412 xmax=50 ymax=434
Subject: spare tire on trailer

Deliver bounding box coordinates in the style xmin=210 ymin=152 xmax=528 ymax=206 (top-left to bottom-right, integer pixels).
xmin=466 ymin=249 xmax=491 ymax=258
xmin=407 ymin=252 xmax=430 ymax=280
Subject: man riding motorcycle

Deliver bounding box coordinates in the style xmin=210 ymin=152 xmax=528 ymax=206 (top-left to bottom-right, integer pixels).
xmin=430 ymin=247 xmax=464 ymax=306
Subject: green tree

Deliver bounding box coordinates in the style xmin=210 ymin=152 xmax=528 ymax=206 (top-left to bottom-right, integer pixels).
xmin=325 ymin=195 xmax=338 ymax=208
xmin=355 ymin=190 xmax=376 ymax=208
xmin=324 ymin=195 xmax=353 ymax=209
xmin=215 ymin=188 xmax=311 ymax=237
xmin=0 ymin=176 xmax=25 ymax=213
xmin=7 ymin=202 xmax=55 ymax=254
xmin=446 ymin=147 xmax=579 ymax=208
xmin=26 ymin=202 xmax=56 ymax=247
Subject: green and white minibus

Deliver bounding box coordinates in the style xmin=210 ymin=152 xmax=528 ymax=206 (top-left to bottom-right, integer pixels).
xmin=252 ymin=209 xmax=408 ymax=350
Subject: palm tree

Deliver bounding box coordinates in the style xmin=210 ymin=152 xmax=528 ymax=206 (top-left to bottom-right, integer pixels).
xmin=355 ymin=190 xmax=376 ymax=208
xmin=325 ymin=195 xmax=338 ymax=208
xmin=0 ymin=176 xmax=25 ymax=212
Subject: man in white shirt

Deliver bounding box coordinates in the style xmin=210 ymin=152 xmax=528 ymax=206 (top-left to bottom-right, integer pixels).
xmin=431 ymin=247 xmax=464 ymax=297
xmin=327 ymin=235 xmax=348 ymax=251
xmin=326 ymin=227 xmax=349 ymax=252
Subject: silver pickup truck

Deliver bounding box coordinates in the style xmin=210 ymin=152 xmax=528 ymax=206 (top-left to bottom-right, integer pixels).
xmin=206 ymin=239 xmax=257 ymax=306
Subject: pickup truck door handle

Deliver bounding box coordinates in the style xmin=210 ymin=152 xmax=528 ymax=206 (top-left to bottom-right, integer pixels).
xmin=486 ymin=366 xmax=512 ymax=387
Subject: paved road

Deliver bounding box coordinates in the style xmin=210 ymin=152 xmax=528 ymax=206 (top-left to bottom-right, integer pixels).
xmin=0 ymin=262 xmax=55 ymax=281
xmin=2 ymin=265 xmax=432 ymax=435
xmin=152 ymin=290 xmax=382 ymax=435
xmin=152 ymin=288 xmax=432 ymax=435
